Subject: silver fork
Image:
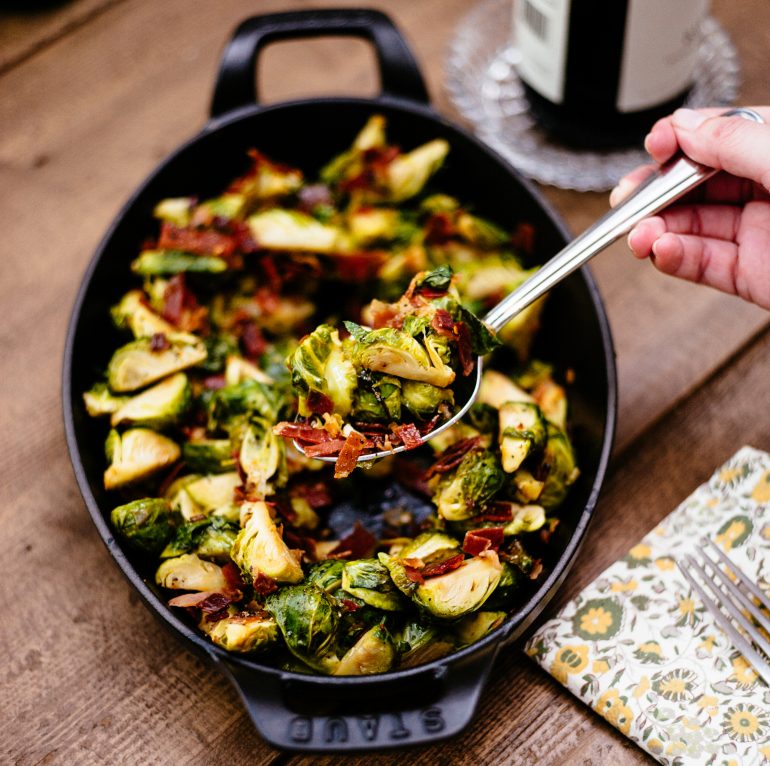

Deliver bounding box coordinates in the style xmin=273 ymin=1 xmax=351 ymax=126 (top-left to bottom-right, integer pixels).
xmin=677 ymin=537 xmax=770 ymax=687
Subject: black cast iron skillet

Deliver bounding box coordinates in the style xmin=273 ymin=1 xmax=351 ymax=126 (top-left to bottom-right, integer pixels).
xmin=63 ymin=9 xmax=617 ymax=752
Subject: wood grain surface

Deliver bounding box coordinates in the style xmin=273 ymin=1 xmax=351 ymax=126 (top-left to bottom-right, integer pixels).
xmin=1 ymin=0 xmax=769 ymax=764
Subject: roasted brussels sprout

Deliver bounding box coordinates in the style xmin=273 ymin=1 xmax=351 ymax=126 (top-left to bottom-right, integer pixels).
xmin=432 ymin=449 xmax=505 ymax=521
xmin=201 ymin=612 xmax=278 ymax=653
xmin=537 ymin=424 xmax=579 ymax=509
xmin=183 ymin=472 xmax=241 ymax=516
xmin=413 ymin=553 xmax=502 ymax=619
xmin=110 ymin=373 xmax=191 ymax=429
xmin=341 ymin=559 xmax=403 ymax=611
xmin=132 ymin=250 xmax=229 ymax=275
xmin=182 ymin=439 xmax=236 ymax=474
xmin=503 ymin=504 xmax=546 ymax=536
xmin=111 ymin=289 xmax=176 ymax=338
xmin=478 ymin=370 xmax=533 ymax=409
xmin=207 ymin=379 xmax=287 ymax=430
xmin=321 ymin=114 xmax=386 ymax=186
xmin=107 ymin=333 xmax=207 ymax=393
xmin=386 ymin=139 xmax=449 ymax=202
xmin=509 ymin=468 xmax=546 ymax=504
xmin=155 ymin=553 xmax=228 ymax=591
xmin=248 ymin=209 xmax=344 ymax=253
xmin=104 ymin=428 xmax=180 ymax=490
xmin=398 ymin=532 xmax=460 ymax=562
xmin=396 ymin=620 xmax=454 ymax=668
xmin=498 ymin=401 xmax=547 ymax=473
xmin=402 ymin=380 xmax=453 ymax=420
xmin=239 ymin=418 xmax=287 ymax=499
xmin=266 ymin=584 xmax=340 ymax=673
xmin=83 ymin=383 xmax=129 ymax=417
xmin=484 ymin=562 xmax=522 ymax=609
xmin=454 ymin=611 xmax=506 ymax=647
xmin=351 ymin=372 xmax=402 ymax=423
xmin=334 ymin=624 xmax=395 ymax=676
xmin=153 ymin=197 xmax=194 ymax=227
xmin=305 ymin=560 xmax=345 ymax=593
xmin=111 ymin=498 xmax=176 ymax=555
xmin=162 ymin=515 xmax=238 ymax=562
xmin=231 ymin=501 xmax=303 ymax=584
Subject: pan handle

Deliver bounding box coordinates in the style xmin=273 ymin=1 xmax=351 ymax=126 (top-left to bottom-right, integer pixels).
xmin=217 ymin=642 xmax=499 ymax=752
xmin=210 ymin=9 xmax=430 ymax=119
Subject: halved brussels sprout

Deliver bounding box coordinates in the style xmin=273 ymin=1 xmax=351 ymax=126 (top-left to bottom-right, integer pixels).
xmin=305 ymin=560 xmax=345 ymax=593
xmin=266 ymin=584 xmax=340 ymax=673
xmin=345 ymin=323 xmax=455 ymax=388
xmin=402 ymin=380 xmax=453 ymax=420
xmin=498 ymin=297 xmax=546 ymax=362
xmin=397 ymin=620 xmax=454 ymax=669
xmin=477 ymin=370 xmax=533 ymax=409
xmin=289 ymin=324 xmax=357 ymax=418
xmin=432 ymin=449 xmax=504 ymax=521
xmin=182 ymin=439 xmax=236 ymax=474
xmin=196 ymin=193 xmax=247 ymax=222
xmin=352 ymin=374 xmax=402 ymax=423
xmin=162 ymin=516 xmax=238 ymax=562
xmin=208 ymin=378 xmax=288 ymax=432
xmin=503 ymin=504 xmax=546 ymax=536
xmin=348 ymin=207 xmax=401 ymax=245
xmin=224 ymin=355 xmax=273 ymax=386
xmin=398 ymin=532 xmax=460 ymax=562
xmin=341 ymin=559 xmax=403 ymax=611
xmin=239 ymin=418 xmax=287 ymax=499
xmin=533 ymin=377 xmax=568 ymax=431
xmin=104 ymin=428 xmax=180 ymax=490
xmin=320 ymin=115 xmax=386 ymax=186
xmin=153 ymin=197 xmax=194 ymax=227
xmin=155 ymin=553 xmax=228 ymax=591
xmin=455 ymin=213 xmax=509 ymax=249
xmin=385 ymin=139 xmax=449 ymax=202
xmin=184 ymin=472 xmax=241 ymax=515
xmin=454 ymin=611 xmax=506 ymax=647
xmin=333 ymin=624 xmax=395 ymax=676
xmin=485 ymin=561 xmax=521 ymax=609
xmin=234 ymin=155 xmax=303 ymax=202
xmin=231 ymin=501 xmax=303 ymax=584
xmin=111 ymin=498 xmax=176 ymax=555
xmin=107 ymin=333 xmax=207 ymax=392
xmin=289 ymin=496 xmax=320 ymax=530
xmin=111 ymin=289 xmax=176 ymax=338
xmin=247 ymin=209 xmax=344 ymax=253
xmin=413 ymin=552 xmax=502 ymax=619
xmin=110 ymin=372 xmax=191 ymax=429
xmin=131 ymin=250 xmax=229 ymax=275
xmin=377 ymin=552 xmax=418 ymax=598
xmin=83 ymin=383 xmax=129 ymax=417
xmin=163 ymin=473 xmax=203 ymax=520
xmin=509 ymin=468 xmax=545 ymax=503
xmin=201 ymin=612 xmax=278 ymax=653
xmin=537 ymin=424 xmax=579 ymax=509
xmin=498 ymin=401 xmax=547 ymax=473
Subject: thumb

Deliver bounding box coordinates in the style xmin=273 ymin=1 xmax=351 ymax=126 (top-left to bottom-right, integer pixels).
xmin=671 ymin=108 xmax=770 ymax=192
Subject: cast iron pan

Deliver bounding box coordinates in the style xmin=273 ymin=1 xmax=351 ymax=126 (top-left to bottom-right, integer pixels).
xmin=62 ymin=9 xmax=617 ymax=752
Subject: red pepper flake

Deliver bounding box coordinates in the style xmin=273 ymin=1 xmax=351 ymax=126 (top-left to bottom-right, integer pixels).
xmin=305 ymin=390 xmax=334 ymax=415
xmin=421 ymin=553 xmax=465 ymax=579
xmin=251 ymin=571 xmax=279 ymax=596
xmin=150 ymin=333 xmax=170 ymax=351
xmin=424 ymin=437 xmax=482 ymax=479
xmin=334 ymin=430 xmax=368 ymax=479
xmin=327 ymin=521 xmax=376 ymax=561
xmin=462 ymin=528 xmax=505 ymax=556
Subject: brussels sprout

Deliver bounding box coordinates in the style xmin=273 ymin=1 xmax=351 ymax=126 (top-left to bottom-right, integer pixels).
xmin=233 ymin=155 xmax=303 ymax=202
xmin=131 ymin=250 xmax=229 ymax=275
xmin=455 ymin=213 xmax=509 ymax=249
xmin=537 ymin=424 xmax=579 ymax=509
xmin=208 ymin=379 xmax=287 ymax=430
xmin=465 ymin=403 xmax=499 ymax=436
xmin=182 ymin=439 xmax=236 ymax=474
xmin=419 ymin=194 xmax=460 ymax=214
xmin=266 ymin=584 xmax=340 ymax=673
xmin=509 ymin=468 xmax=545 ymax=504
xmin=398 ymin=532 xmax=460 ymax=562
xmin=352 ymin=373 xmax=402 ymax=423
xmin=107 ymin=333 xmax=207 ymax=392
xmin=155 ymin=553 xmax=228 ymax=591
xmin=341 ymin=559 xmax=403 ymax=611
xmin=397 ymin=620 xmax=454 ymax=669
xmin=377 ymin=552 xmax=418 ymax=598
xmin=199 ymin=335 xmax=240 ymax=374
xmin=184 ymin=472 xmax=241 ymax=515
xmin=386 ymin=139 xmax=449 ymax=202
xmin=289 ymin=324 xmax=357 ymax=418
xmin=498 ymin=402 xmax=547 ymax=473
xmin=289 ymin=497 xmax=320 ymax=530
xmin=333 ymin=624 xmax=395 ymax=676
xmin=533 ymin=377 xmax=568 ymax=431
xmin=402 ymin=380 xmax=453 ymax=420
xmin=247 ymin=209 xmax=344 ymax=253
xmin=83 ymin=383 xmax=129 ymax=417
xmin=163 ymin=473 xmax=203 ymax=520
xmin=432 ymin=449 xmax=504 ymax=521
xmin=239 ymin=419 xmax=287 ymax=499
xmin=348 ymin=207 xmax=401 ymax=245
xmin=428 ymin=421 xmax=482 ymax=453
xmin=484 ymin=562 xmax=522 ymax=609
xmin=110 ymin=372 xmax=191 ymax=429
xmin=111 ymin=289 xmax=176 ymax=338
xmin=162 ymin=516 xmax=238 ymax=562
xmin=498 ymin=297 xmax=546 ymax=362
xmin=503 ymin=504 xmax=546 ymax=536
xmin=320 ymin=115 xmax=386 ymax=186
xmin=104 ymin=428 xmax=180 ymax=490
xmin=196 ymin=193 xmax=247 ymax=222
xmin=231 ymin=501 xmax=303 ymax=584
xmin=110 ymin=498 xmax=176 ymax=555
xmin=453 ymin=611 xmax=506 ymax=647
xmin=477 ymin=370 xmax=533 ymax=409
xmin=153 ymin=197 xmax=194 ymax=227
xmin=413 ymin=553 xmax=502 ymax=619
xmin=453 ymin=256 xmax=531 ymax=303
xmin=224 ymin=355 xmax=273 ymax=386
xmin=201 ymin=612 xmax=278 ymax=653
xmin=345 ymin=323 xmax=455 ymax=388
xmin=305 ymin=560 xmax=345 ymax=593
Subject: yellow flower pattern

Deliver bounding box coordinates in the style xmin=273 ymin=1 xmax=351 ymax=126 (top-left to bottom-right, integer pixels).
xmin=525 ymin=447 xmax=770 ymax=766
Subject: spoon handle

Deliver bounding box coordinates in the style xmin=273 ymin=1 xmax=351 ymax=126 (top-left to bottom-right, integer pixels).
xmin=483 ymin=107 xmax=765 ymax=333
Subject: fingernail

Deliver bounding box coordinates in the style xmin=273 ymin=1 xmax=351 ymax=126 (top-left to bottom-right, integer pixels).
xmin=609 ymin=178 xmax=634 ymax=207
xmin=672 ymin=108 xmax=707 ymax=131
xmin=643 ymin=132 xmax=653 ymax=154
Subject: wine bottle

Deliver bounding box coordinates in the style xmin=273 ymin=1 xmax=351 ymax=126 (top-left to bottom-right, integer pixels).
xmin=513 ymin=0 xmax=709 ymax=148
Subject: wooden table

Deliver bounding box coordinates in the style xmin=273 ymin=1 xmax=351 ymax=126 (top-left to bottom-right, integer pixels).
xmin=2 ymin=1 xmax=768 ymax=763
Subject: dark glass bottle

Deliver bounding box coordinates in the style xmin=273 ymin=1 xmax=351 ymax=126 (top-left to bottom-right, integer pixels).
xmin=514 ymin=0 xmax=708 ymax=148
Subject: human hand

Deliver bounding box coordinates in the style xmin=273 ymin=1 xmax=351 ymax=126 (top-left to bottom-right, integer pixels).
xmin=609 ymin=107 xmax=770 ymax=310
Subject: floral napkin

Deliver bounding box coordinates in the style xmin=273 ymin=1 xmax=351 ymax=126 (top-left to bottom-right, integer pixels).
xmin=525 ymin=446 xmax=770 ymax=766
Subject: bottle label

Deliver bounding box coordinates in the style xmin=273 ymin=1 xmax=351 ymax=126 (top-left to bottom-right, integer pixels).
xmin=513 ymin=0 xmax=572 ymax=105
xmin=617 ymin=0 xmax=708 ymax=113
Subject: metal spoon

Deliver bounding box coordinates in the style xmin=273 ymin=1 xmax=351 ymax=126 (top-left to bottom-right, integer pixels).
xmin=297 ymin=107 xmax=764 ymax=463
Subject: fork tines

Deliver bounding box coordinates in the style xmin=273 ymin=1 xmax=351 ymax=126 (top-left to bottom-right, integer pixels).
xmin=677 ymin=537 xmax=770 ymax=687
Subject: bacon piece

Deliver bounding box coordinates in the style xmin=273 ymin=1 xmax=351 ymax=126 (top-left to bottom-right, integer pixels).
xmin=431 ymin=309 xmax=456 ymax=336
xmin=424 ymin=437 xmax=482 ymax=479
xmin=368 ymin=299 xmax=401 ymax=330
xmin=424 ymin=212 xmax=456 ymax=244
xmin=239 ymin=320 xmax=267 ymax=359
xmin=475 ymin=501 xmax=515 ymax=523
xmin=392 ymin=423 xmax=423 ymax=450
xmin=150 ymin=333 xmax=170 ymax=351
xmin=330 ymin=251 xmax=387 ymax=282
xmin=455 ymin=321 xmax=474 ymax=376
xmin=252 ymin=572 xmax=279 ymax=596
xmin=340 ymin=598 xmax=362 ymax=612
xmin=462 ymin=528 xmax=505 ymax=556
xmin=306 ymin=390 xmax=334 ymax=415
xmin=403 ymin=565 xmax=425 ymax=585
xmin=168 ymin=590 xmax=240 ymax=612
xmin=222 ymin=562 xmax=246 ymax=591
xmin=327 ymin=521 xmax=376 ymax=560
xmin=290 ymin=479 xmax=333 ymax=509
xmin=161 ymin=275 xmax=207 ymax=332
xmin=158 ymin=222 xmax=237 ymax=258
xmin=396 ymin=459 xmax=433 ymax=497
xmin=273 ymin=422 xmax=333 ymax=444
xmin=334 ymin=430 xmax=368 ymax=479
xmin=510 ymin=222 xmax=535 ymax=255
xmin=421 ymin=553 xmax=465 ymax=579
xmin=304 ymin=439 xmax=348 ymax=457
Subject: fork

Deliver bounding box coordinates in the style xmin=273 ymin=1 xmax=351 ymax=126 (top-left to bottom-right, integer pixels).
xmin=677 ymin=537 xmax=770 ymax=687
